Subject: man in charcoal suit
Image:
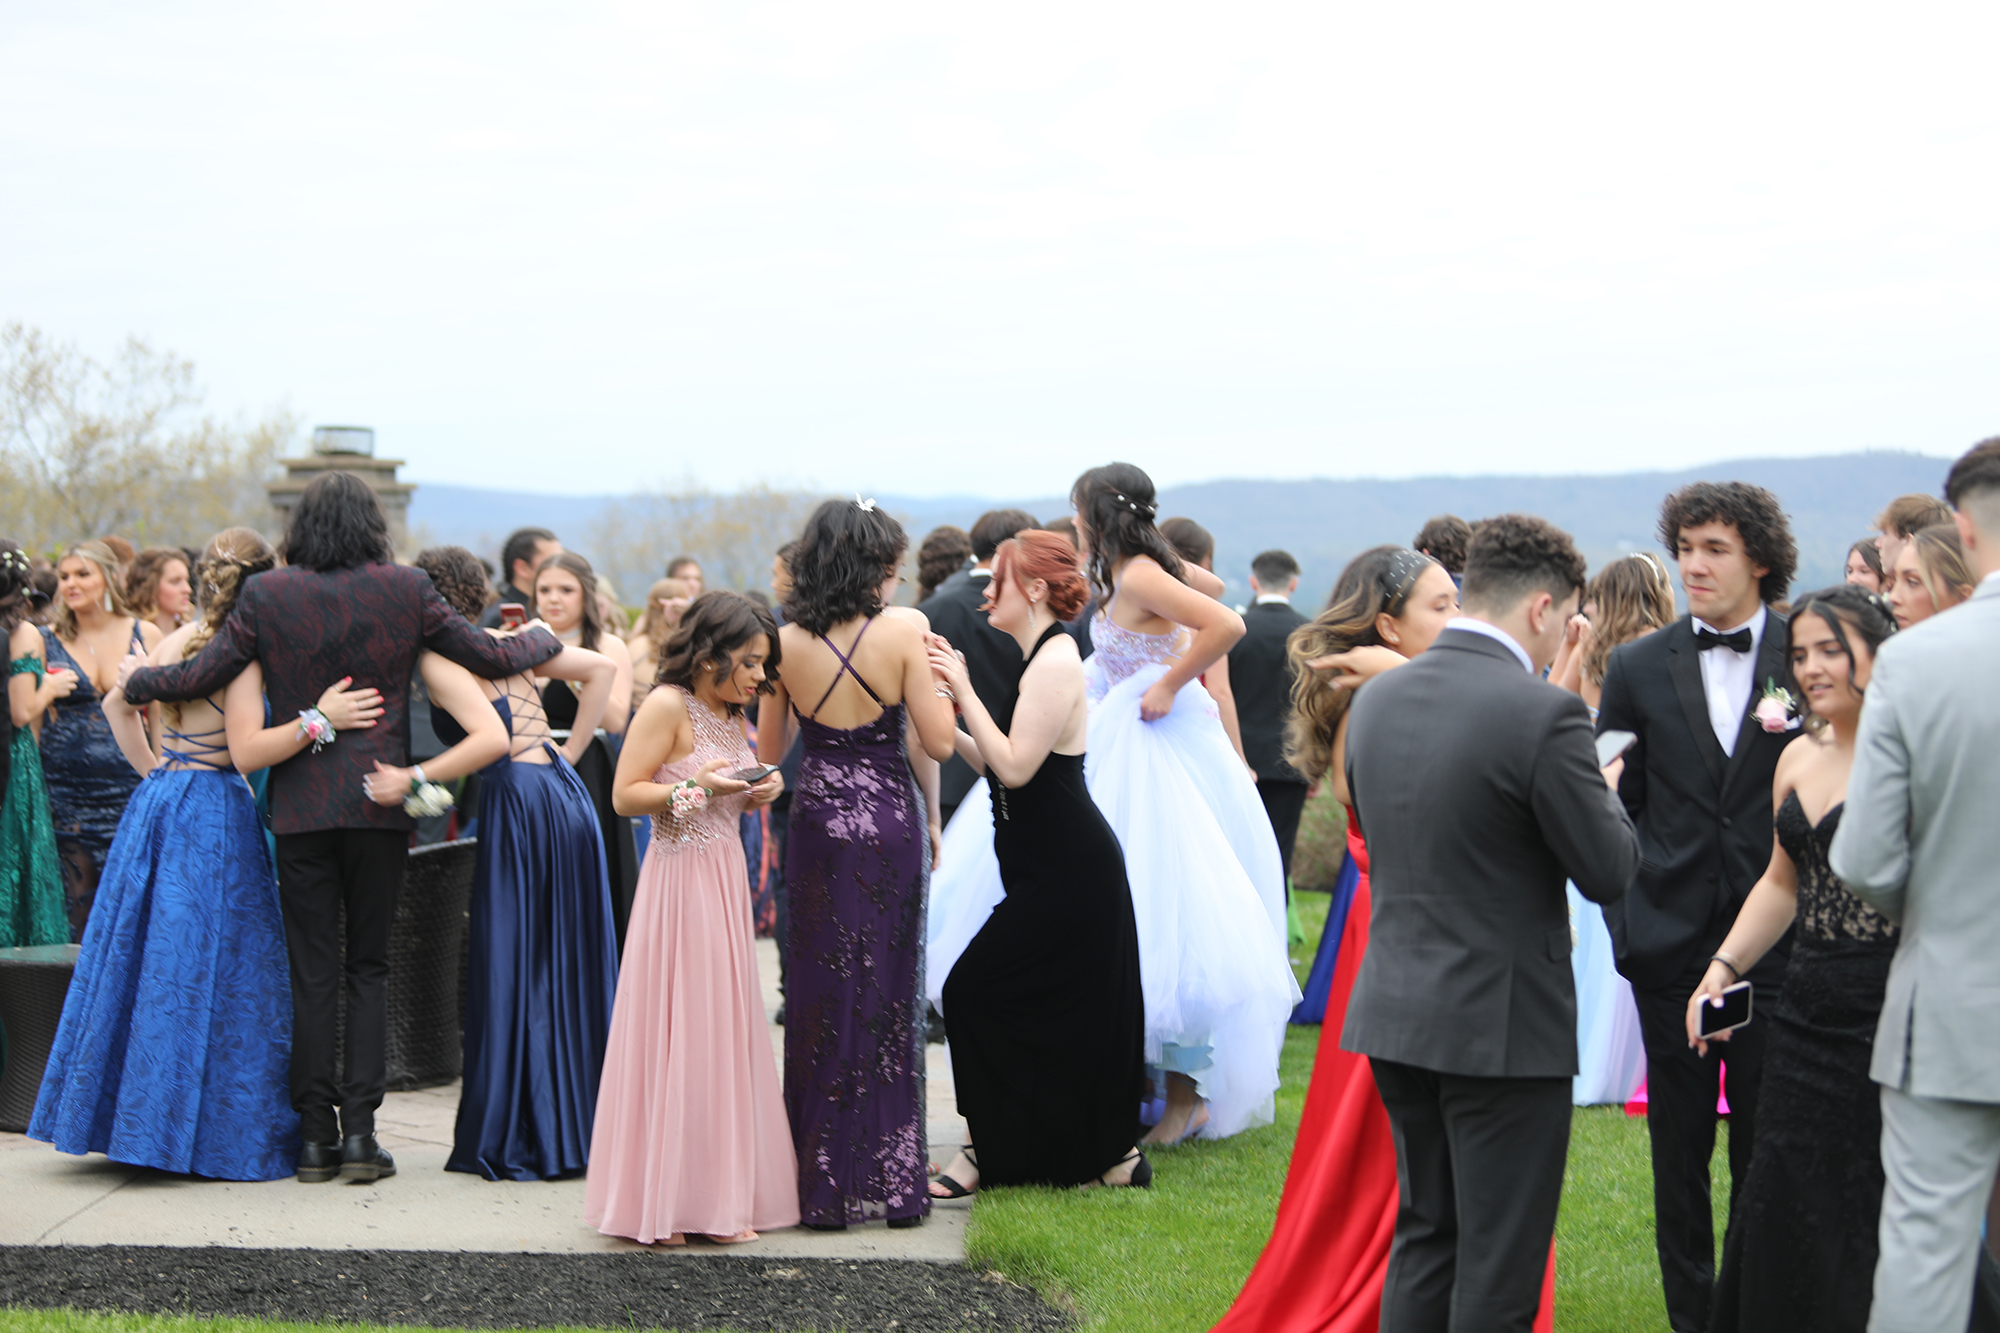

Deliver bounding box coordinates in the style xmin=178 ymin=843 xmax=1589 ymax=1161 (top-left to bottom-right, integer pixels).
xmin=1833 ymin=440 xmax=2000 ymax=1333
xmin=1344 ymin=514 xmax=1638 ymax=1331
xmin=121 ymin=473 xmax=561 ymax=1184
xmin=1594 ymin=481 xmax=1799 ymax=1332
xmin=1227 ymin=549 xmax=1310 ymax=891
xmin=916 ymin=507 xmax=1039 ymax=828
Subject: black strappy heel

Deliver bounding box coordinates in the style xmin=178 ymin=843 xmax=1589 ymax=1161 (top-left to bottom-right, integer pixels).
xmin=930 ymin=1146 xmax=979 ymax=1199
xmin=1092 ymin=1149 xmax=1152 ymax=1189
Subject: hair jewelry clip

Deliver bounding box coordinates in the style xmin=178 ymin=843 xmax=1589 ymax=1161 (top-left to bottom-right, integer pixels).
xmin=854 ymin=494 xmax=878 ymax=513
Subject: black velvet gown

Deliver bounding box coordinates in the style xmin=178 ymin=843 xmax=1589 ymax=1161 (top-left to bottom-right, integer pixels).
xmin=1711 ymin=793 xmax=2000 ymax=1332
xmin=542 ymin=679 xmax=640 ymax=954
xmin=940 ymin=623 xmax=1146 ymax=1187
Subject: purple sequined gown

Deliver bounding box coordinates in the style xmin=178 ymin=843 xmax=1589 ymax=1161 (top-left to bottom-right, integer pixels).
xmin=783 ymin=622 xmax=930 ymax=1228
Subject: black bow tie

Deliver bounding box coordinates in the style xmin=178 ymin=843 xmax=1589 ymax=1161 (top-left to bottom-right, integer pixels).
xmin=1695 ymin=626 xmax=1753 ymax=654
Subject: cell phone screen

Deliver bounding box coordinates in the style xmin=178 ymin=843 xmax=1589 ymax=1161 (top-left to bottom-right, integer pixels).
xmin=1595 ymin=729 xmax=1638 ymax=768
xmin=1698 ymin=981 xmax=1753 ymax=1038
xmin=729 ymin=765 xmax=777 ymax=784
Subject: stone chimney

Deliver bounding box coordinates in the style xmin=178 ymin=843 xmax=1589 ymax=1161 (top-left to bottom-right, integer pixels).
xmin=266 ymin=426 xmax=417 ymax=552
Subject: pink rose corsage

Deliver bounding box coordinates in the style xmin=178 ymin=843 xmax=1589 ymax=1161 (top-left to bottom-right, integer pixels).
xmin=670 ymin=781 xmax=709 ymax=819
xmin=297 ymin=708 xmax=335 ymax=753
xmin=1755 ymin=681 xmax=1802 ymax=733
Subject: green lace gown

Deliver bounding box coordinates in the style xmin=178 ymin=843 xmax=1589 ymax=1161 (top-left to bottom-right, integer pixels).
xmin=2 ymin=656 xmax=69 ymax=947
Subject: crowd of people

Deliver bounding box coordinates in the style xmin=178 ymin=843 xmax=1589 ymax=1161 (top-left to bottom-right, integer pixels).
xmin=2 ymin=440 xmax=1998 ymax=1331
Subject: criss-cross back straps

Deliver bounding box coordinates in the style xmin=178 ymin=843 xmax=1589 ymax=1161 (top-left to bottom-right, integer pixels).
xmin=162 ymin=694 xmax=233 ymax=770
xmin=805 ymin=616 xmax=887 ymax=720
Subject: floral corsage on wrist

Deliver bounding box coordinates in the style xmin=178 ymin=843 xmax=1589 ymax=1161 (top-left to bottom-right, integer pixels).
xmin=297 ymin=708 xmax=335 ymax=753
xmin=669 ymin=778 xmax=710 ymax=819
xmin=404 ymin=766 xmax=455 ymax=819
xmin=1754 ymin=679 xmax=1803 ymax=734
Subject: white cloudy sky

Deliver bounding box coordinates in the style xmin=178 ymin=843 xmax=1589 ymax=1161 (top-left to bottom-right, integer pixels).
xmin=3 ymin=2 xmax=1995 ymax=496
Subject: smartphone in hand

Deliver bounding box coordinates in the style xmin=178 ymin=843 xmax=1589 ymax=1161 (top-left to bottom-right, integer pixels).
xmin=1698 ymin=980 xmax=1753 ymax=1038
xmin=729 ymin=764 xmax=778 ymax=785
xmin=498 ymin=602 xmax=527 ymax=630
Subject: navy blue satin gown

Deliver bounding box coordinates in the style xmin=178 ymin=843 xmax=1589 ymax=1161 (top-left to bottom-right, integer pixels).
xmin=437 ymin=694 xmax=620 ymax=1181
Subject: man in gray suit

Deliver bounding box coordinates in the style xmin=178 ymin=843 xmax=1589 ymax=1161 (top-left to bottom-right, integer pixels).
xmin=1832 ymin=438 xmax=2000 ymax=1333
xmin=1344 ymin=514 xmax=1639 ymax=1332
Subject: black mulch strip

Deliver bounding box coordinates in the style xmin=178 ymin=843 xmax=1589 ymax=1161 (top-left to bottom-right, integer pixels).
xmin=0 ymin=1246 xmax=1073 ymax=1332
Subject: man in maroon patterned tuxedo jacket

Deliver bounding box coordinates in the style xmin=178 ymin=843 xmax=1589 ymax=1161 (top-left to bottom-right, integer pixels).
xmin=122 ymin=473 xmax=560 ymax=1183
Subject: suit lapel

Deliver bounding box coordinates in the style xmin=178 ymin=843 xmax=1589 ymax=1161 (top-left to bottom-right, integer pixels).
xmin=1722 ymin=608 xmax=1789 ymax=791
xmin=1666 ymin=619 xmax=1728 ymax=790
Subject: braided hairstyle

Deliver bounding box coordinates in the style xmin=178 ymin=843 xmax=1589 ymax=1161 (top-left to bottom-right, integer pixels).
xmin=1283 ymin=546 xmax=1438 ymax=779
xmin=1787 ymin=583 xmax=1898 ymax=736
xmin=413 ymin=546 xmax=491 ymax=623
xmin=1069 ymin=463 xmax=1186 ymax=602
xmin=162 ymin=528 xmax=275 ymax=727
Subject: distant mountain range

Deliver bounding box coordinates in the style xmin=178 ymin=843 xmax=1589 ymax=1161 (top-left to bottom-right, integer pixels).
xmin=406 ymin=451 xmax=1951 ymax=610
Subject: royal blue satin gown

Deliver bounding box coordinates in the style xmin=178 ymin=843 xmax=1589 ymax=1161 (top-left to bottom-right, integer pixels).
xmin=28 ymin=713 xmax=299 ymax=1180
xmin=437 ymin=694 xmax=620 ymax=1181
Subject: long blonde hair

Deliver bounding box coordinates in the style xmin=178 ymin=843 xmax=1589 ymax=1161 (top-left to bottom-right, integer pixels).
xmin=50 ymin=540 xmax=131 ymax=640
xmin=1908 ymin=523 xmax=1977 ymax=611
xmin=1581 ymin=552 xmax=1676 ymax=687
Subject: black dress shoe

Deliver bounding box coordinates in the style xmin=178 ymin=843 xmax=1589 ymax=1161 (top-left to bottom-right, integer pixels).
xmin=339 ymin=1134 xmax=396 ymax=1183
xmin=296 ymin=1141 xmax=342 ymax=1184
xmin=887 ymin=1214 xmax=925 ymax=1229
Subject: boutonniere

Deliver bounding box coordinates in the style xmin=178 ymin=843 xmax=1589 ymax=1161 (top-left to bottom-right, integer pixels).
xmin=1754 ymin=679 xmax=1802 ymax=733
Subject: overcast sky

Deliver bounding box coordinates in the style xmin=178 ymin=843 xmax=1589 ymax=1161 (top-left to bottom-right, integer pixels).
xmin=3 ymin=2 xmax=1994 ymax=497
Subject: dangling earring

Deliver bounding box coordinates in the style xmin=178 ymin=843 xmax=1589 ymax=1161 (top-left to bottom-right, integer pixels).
xmin=102 ymin=590 xmax=111 ymax=613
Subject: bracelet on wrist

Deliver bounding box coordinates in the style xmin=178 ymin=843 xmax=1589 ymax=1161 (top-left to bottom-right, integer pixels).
xmin=297 ymin=708 xmax=334 ymax=753
xmin=1710 ymin=951 xmax=1744 ymax=981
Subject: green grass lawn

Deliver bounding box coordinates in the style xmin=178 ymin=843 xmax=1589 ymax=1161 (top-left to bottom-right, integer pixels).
xmin=3 ymin=889 xmax=1726 ymax=1333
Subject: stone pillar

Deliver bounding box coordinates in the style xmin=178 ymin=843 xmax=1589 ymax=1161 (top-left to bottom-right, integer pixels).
xmin=266 ymin=425 xmax=417 ymax=553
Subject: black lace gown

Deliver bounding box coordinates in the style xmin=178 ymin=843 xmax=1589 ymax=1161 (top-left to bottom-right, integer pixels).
xmin=1712 ymin=793 xmax=2000 ymax=1331
xmin=940 ymin=624 xmax=1146 ymax=1187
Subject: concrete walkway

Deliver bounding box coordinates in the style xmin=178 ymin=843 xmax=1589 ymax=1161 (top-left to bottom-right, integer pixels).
xmin=0 ymin=938 xmax=971 ymax=1260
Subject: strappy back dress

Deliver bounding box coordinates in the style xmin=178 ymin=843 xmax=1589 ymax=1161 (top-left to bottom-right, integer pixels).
xmin=783 ymin=618 xmax=932 ymax=1228
xmin=29 ymin=699 xmax=300 ymax=1179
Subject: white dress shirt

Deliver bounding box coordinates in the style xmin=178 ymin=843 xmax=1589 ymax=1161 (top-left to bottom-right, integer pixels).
xmin=1444 ymin=617 xmax=1535 ymax=675
xmin=1254 ymin=593 xmax=1292 ymax=606
xmin=1692 ymin=603 xmax=1767 ymax=757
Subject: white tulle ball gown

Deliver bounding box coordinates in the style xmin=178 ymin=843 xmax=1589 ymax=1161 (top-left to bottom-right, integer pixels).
xmin=930 ymin=612 xmax=1298 ymax=1140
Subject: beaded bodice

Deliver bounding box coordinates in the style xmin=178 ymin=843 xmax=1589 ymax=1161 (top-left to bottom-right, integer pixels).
xmin=1776 ymin=791 xmax=1894 ymax=944
xmin=650 ymin=685 xmax=755 ymax=854
xmin=1087 ymin=612 xmax=1187 ymax=701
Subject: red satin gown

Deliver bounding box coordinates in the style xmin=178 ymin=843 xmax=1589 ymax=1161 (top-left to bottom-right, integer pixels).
xmin=1213 ymin=819 xmax=1555 ymax=1333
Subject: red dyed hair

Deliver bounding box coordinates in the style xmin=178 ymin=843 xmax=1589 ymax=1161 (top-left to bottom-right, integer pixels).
xmin=992 ymin=529 xmax=1089 ymax=620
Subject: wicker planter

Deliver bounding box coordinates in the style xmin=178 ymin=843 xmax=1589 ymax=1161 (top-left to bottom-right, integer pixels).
xmin=0 ymin=944 xmax=81 ymax=1132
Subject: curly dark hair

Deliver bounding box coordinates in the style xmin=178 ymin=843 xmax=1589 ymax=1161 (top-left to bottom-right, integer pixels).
xmin=0 ymin=539 xmax=34 ymax=633
xmin=1070 ymin=462 xmax=1186 ymax=602
xmin=656 ymin=590 xmax=781 ymax=716
xmin=1788 ymin=583 xmax=1898 ymax=736
xmin=1460 ymin=513 xmax=1588 ymax=612
xmin=782 ymin=499 xmax=907 ymax=637
xmin=1413 ymin=515 xmax=1472 ymax=575
xmin=414 ymin=546 xmax=491 ymax=622
xmin=1657 ymin=481 xmax=1797 ymax=606
xmin=915 ymin=525 xmax=972 ymax=602
xmin=281 ymin=472 xmax=395 ymax=571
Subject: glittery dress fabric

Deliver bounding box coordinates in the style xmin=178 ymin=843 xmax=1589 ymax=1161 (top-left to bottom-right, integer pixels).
xmin=1710 ymin=795 xmax=2000 ymax=1331
xmin=1 ymin=656 xmax=67 ymax=947
xmin=783 ymin=634 xmax=931 ymax=1227
xmin=543 ymin=679 xmax=641 ymax=954
xmin=939 ymin=624 xmax=1146 ymax=1187
xmin=28 ymin=736 xmax=300 ymax=1181
xmin=585 ymin=687 xmax=798 ymax=1240
xmin=434 ymin=692 xmax=620 ymax=1181
xmin=38 ymin=627 xmax=145 ymax=939
xmin=1078 ymin=611 xmax=1296 ymax=1138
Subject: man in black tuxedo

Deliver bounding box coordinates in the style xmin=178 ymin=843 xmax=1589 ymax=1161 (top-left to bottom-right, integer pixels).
xmin=915 ymin=507 xmax=1038 ymax=828
xmin=1595 ymin=481 xmax=1798 ymax=1333
xmin=1344 ymin=514 xmax=1638 ymax=1332
xmin=1227 ymin=549 xmax=1310 ymax=890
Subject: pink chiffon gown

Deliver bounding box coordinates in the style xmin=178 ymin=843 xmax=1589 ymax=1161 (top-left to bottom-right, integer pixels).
xmin=584 ymin=687 xmax=799 ymax=1241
